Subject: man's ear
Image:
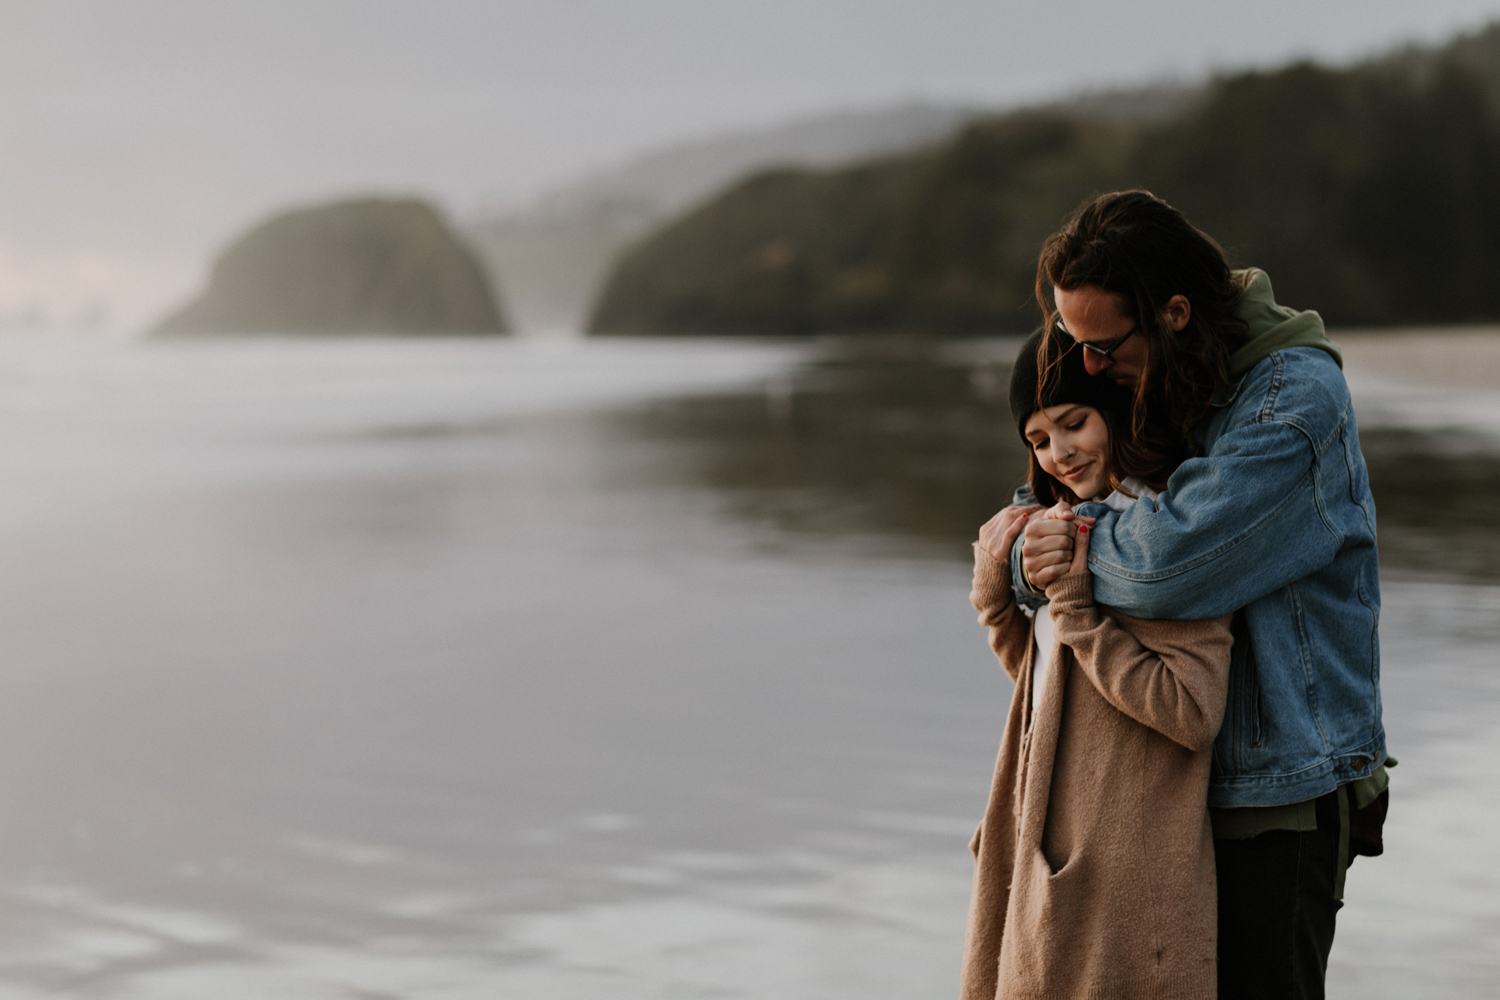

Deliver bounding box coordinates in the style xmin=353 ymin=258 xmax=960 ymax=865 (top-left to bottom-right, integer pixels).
xmin=1162 ymin=294 xmax=1191 ymax=332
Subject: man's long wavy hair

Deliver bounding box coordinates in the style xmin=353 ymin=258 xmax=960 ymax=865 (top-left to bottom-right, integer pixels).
xmin=1035 ymin=191 xmax=1248 ymax=450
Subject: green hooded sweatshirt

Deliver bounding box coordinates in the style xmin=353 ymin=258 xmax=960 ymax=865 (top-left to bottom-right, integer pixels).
xmin=1228 ymin=268 xmax=1342 ymax=376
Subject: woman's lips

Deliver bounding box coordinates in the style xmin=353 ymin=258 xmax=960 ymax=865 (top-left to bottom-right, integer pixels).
xmin=1062 ymin=461 xmax=1093 ymax=482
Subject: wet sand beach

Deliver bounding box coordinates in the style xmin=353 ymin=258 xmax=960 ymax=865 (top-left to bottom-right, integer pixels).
xmin=0 ymin=330 xmax=1488 ymax=997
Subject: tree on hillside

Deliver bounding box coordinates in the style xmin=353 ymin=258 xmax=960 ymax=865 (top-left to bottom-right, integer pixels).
xmin=591 ymin=37 xmax=1500 ymax=335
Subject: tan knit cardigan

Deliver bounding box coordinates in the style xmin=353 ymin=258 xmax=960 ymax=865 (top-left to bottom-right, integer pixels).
xmin=961 ymin=547 xmax=1233 ymax=1000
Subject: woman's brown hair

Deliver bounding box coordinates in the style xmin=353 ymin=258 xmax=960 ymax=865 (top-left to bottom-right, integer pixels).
xmin=1035 ymin=190 xmax=1248 ymax=448
xmin=1026 ymin=407 xmax=1181 ymax=507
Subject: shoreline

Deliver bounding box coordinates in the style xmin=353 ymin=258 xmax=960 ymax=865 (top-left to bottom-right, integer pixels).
xmin=1335 ymin=326 xmax=1500 ymax=390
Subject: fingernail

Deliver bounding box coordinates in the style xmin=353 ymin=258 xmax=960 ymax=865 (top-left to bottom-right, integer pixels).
xmin=1079 ymin=525 xmax=1089 ymax=534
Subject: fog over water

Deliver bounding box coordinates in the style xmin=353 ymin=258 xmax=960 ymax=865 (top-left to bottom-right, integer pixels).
xmin=0 ymin=331 xmax=1489 ymax=997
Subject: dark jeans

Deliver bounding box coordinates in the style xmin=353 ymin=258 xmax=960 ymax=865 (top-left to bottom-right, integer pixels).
xmin=1215 ymin=791 xmax=1343 ymax=1000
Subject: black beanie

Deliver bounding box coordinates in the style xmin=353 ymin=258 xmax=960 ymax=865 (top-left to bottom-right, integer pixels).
xmin=1009 ymin=327 xmax=1134 ymax=441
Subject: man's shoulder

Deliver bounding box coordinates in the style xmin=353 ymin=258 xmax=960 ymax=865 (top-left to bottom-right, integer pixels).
xmin=1225 ymin=347 xmax=1350 ymax=434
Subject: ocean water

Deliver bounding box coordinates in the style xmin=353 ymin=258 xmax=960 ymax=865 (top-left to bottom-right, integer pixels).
xmin=0 ymin=331 xmax=1489 ymax=997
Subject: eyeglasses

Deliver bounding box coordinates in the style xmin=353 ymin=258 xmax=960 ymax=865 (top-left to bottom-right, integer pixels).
xmin=1054 ymin=318 xmax=1139 ymax=362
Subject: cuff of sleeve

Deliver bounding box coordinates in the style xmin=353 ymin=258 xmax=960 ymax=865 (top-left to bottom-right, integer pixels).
xmin=1012 ymin=556 xmax=1047 ymax=604
xmin=1044 ymin=572 xmax=1094 ymax=610
xmin=971 ymin=544 xmax=1011 ymax=611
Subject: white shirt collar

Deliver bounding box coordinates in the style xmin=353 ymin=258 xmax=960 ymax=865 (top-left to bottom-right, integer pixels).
xmin=1096 ymin=476 xmax=1159 ymax=513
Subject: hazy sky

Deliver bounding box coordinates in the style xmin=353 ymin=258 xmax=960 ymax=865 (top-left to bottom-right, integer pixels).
xmin=5 ymin=0 xmax=1500 ymax=328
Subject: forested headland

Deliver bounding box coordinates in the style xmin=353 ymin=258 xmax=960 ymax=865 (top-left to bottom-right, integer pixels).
xmin=590 ymin=25 xmax=1500 ymax=335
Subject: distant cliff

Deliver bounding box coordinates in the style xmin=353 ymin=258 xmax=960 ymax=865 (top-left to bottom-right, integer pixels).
xmin=155 ymin=198 xmax=507 ymax=335
xmin=590 ymin=24 xmax=1500 ymax=335
xmin=587 ymin=114 xmax=1126 ymax=335
xmin=467 ymin=102 xmax=981 ymax=331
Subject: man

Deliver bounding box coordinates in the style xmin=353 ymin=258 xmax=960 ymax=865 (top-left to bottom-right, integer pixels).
xmin=1011 ymin=190 xmax=1387 ymax=1000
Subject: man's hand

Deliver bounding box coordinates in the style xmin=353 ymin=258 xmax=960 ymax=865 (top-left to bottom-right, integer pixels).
xmin=1022 ymin=502 xmax=1095 ymax=590
xmin=978 ymin=505 xmax=1040 ymax=564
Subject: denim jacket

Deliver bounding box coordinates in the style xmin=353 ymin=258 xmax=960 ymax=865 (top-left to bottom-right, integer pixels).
xmin=1013 ymin=346 xmax=1383 ymax=807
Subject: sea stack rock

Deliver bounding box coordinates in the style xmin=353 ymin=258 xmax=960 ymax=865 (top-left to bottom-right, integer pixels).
xmin=154 ymin=198 xmax=508 ymax=335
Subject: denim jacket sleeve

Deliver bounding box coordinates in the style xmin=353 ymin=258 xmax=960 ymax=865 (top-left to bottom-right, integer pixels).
xmin=1079 ymin=352 xmax=1350 ymax=620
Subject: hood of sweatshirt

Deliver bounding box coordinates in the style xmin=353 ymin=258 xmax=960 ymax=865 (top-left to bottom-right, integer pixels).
xmin=1228 ymin=268 xmax=1342 ymax=376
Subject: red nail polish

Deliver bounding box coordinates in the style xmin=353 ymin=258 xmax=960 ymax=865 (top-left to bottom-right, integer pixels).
xmin=1079 ymin=525 xmax=1089 ymax=534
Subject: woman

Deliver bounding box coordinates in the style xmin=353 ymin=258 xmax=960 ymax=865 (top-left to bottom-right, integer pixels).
xmin=959 ymin=329 xmax=1233 ymax=1000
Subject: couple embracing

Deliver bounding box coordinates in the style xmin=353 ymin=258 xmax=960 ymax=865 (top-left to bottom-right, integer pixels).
xmin=962 ymin=191 xmax=1388 ymax=1000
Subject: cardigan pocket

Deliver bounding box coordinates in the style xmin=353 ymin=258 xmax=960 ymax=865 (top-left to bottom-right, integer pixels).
xmin=1039 ymin=845 xmax=1082 ymax=881
xmin=1008 ymin=847 xmax=1088 ymax=928
xmin=1005 ymin=847 xmax=1088 ymax=944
